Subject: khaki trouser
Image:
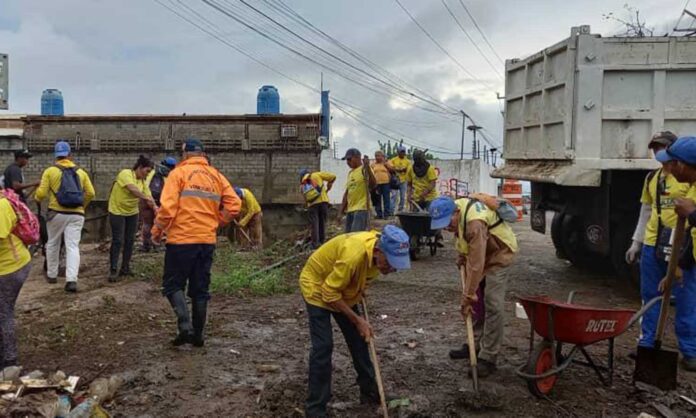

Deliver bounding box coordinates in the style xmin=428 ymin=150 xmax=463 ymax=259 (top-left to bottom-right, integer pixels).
xmin=477 ymin=271 xmax=506 ymax=363
xmin=236 ymin=213 xmax=263 ymax=249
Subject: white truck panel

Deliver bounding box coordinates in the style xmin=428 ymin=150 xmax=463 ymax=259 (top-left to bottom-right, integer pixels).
xmin=495 ymin=26 xmax=696 ymax=186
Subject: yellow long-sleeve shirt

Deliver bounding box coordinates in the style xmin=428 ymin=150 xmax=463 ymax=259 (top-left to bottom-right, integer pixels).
xmin=34 ymin=159 xmax=95 ymax=215
xmin=238 ymin=188 xmax=262 ymax=227
xmin=299 ymin=231 xmax=380 ymax=310
xmin=302 ymin=171 xmax=337 ymax=207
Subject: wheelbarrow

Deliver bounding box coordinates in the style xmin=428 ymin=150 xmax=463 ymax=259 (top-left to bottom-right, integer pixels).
xmin=515 ymin=291 xmax=661 ymax=397
xmin=396 ymin=200 xmax=440 ymax=260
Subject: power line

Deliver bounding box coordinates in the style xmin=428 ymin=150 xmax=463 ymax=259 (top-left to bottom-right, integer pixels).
xmin=392 ymin=0 xmax=493 ymax=91
xmin=206 ymin=0 xmax=460 ymax=117
xmin=263 ymin=0 xmax=464 ymax=116
xmin=457 ymin=0 xmax=505 ymax=66
xmin=440 ymin=0 xmax=502 ymax=79
xmin=154 ymin=0 xmax=464 ymax=152
xmin=155 ymin=0 xmax=501 ymax=154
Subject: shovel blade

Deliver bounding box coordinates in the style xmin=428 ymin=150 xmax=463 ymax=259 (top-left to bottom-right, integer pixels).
xmin=633 ymin=345 xmax=678 ymax=391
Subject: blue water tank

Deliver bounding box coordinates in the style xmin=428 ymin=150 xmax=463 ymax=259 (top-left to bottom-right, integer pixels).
xmin=257 ymin=85 xmax=280 ymax=114
xmin=41 ymin=89 xmax=64 ymax=116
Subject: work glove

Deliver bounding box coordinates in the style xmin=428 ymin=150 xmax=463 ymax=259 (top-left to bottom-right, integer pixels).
xmin=625 ymin=240 xmax=642 ymax=264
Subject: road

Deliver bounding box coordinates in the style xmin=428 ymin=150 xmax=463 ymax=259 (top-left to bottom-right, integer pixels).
xmin=10 ymin=220 xmax=696 ymax=417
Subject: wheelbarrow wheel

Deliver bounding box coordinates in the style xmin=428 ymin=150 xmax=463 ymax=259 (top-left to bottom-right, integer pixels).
xmin=525 ymin=340 xmax=559 ymax=398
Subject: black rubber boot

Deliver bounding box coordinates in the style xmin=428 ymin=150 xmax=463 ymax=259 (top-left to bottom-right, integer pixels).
xmin=191 ymin=299 xmax=208 ymax=347
xmin=449 ymin=344 xmax=470 ymax=360
xmin=166 ymin=291 xmax=193 ymax=346
xmin=468 ymin=359 xmax=498 ymax=378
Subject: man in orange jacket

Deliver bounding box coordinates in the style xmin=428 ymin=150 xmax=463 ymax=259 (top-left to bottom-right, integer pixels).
xmin=152 ymin=138 xmax=241 ymax=347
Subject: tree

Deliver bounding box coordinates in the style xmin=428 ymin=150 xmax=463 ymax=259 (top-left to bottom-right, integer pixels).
xmin=602 ymin=5 xmax=653 ymax=37
xmin=376 ymin=139 xmax=435 ymax=160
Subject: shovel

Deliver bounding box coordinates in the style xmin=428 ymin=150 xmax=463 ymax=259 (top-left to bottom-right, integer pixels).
xmin=460 ymin=267 xmax=479 ymax=392
xmin=634 ymin=216 xmax=685 ymax=390
xmin=361 ymin=296 xmax=389 ymax=418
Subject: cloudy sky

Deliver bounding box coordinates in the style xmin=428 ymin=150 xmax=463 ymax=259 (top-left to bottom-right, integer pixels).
xmin=0 ymin=0 xmax=689 ymax=158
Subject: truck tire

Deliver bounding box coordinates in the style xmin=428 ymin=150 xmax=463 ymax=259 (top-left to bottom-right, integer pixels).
xmin=550 ymin=212 xmax=568 ymax=260
xmin=611 ymin=218 xmax=640 ymax=288
xmin=559 ymin=214 xmax=607 ymax=270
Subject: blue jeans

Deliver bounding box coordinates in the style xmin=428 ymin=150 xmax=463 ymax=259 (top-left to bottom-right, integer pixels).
xmin=345 ymin=210 xmax=369 ymax=233
xmin=305 ymin=303 xmax=376 ymax=417
xmin=639 ymin=244 xmax=696 ymax=358
xmin=391 ymin=182 xmax=407 ymax=213
xmin=371 ymin=183 xmax=392 ymax=218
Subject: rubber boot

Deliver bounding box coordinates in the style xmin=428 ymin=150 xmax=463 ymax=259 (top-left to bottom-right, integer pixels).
xmin=449 ymin=344 xmax=470 ymax=360
xmin=166 ymin=291 xmax=193 ymax=346
xmin=191 ymin=299 xmax=208 ymax=347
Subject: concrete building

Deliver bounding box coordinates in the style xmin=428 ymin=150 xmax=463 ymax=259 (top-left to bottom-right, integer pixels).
xmin=0 ymin=113 xmax=323 ymax=241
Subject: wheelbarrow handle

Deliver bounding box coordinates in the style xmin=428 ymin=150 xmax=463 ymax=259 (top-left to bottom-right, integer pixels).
xmin=626 ymin=296 xmax=663 ymax=329
xmin=409 ymin=200 xmax=425 ymax=213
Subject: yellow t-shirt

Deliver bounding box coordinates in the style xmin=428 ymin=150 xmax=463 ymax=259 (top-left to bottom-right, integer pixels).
xmin=299 ymin=231 xmax=380 ymax=310
xmin=371 ymin=162 xmax=390 ymax=185
xmin=454 ymin=198 xmax=518 ymax=255
xmin=346 ymin=167 xmax=370 ymax=213
xmin=0 ymin=198 xmax=31 ymax=276
xmin=302 ymin=172 xmax=337 ymax=207
xmin=238 ymin=188 xmax=262 ymax=227
xmin=640 ymin=169 xmax=691 ymax=246
xmin=407 ymin=165 xmax=438 ymax=202
xmin=34 ymin=159 xmax=96 ymax=215
xmin=108 ymin=169 xmax=151 ymax=216
xmin=389 ymin=156 xmax=412 ymax=182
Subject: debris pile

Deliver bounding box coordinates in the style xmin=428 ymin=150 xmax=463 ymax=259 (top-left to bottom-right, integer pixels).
xmin=0 ymin=366 xmax=130 ymax=418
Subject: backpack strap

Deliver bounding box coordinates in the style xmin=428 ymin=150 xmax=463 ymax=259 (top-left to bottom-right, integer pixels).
xmin=462 ymin=198 xmax=504 ymax=237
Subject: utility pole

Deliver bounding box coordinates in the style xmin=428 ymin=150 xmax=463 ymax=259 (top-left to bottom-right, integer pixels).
xmin=467 ymin=124 xmax=482 ymax=159
xmin=0 ymin=53 xmax=7 ymax=110
xmin=459 ymin=110 xmax=466 ymax=160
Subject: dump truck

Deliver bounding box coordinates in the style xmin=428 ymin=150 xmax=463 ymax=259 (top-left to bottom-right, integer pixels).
xmin=492 ymin=25 xmax=696 ymax=280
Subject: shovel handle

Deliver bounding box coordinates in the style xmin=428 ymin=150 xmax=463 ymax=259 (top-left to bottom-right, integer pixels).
xmin=655 ymin=216 xmax=686 ymax=347
xmin=361 ymin=297 xmax=389 ymax=418
xmin=460 ymin=268 xmax=479 ymax=392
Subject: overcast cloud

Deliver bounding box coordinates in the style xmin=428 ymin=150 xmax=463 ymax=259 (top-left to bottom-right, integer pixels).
xmin=0 ymin=0 xmax=689 ymax=157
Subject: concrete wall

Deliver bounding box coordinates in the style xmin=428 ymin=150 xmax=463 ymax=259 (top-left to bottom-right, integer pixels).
xmin=320 ymin=150 xmax=500 ymax=204
xmin=0 ymin=114 xmax=324 ymax=242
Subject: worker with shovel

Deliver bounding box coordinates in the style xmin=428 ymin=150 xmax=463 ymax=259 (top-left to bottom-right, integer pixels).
xmin=299 ymin=224 xmax=410 ymax=418
xmin=624 ymin=132 xmax=696 ymax=372
xmin=233 ymin=186 xmax=263 ymax=249
xmin=429 ymin=196 xmax=518 ymax=377
xmin=650 ymin=136 xmax=696 ymax=372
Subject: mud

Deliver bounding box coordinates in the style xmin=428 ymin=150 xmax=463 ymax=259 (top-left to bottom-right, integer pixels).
xmin=10 ymin=222 xmax=696 ymax=417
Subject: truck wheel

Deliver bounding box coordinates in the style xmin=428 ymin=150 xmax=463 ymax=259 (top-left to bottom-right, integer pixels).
xmin=550 ymin=212 xmax=567 ymax=260
xmin=560 ymin=214 xmax=603 ymax=270
xmin=611 ymin=219 xmax=640 ymax=288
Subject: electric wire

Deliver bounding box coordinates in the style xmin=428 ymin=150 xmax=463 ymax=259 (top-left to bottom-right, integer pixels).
xmin=392 ymin=0 xmax=493 ymax=91
xmin=440 ymin=0 xmax=503 ymax=79
xmin=457 ymin=0 xmax=505 ymax=66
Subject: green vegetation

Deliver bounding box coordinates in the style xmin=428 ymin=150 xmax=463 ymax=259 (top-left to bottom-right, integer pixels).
xmin=131 ymin=241 xmax=298 ymax=297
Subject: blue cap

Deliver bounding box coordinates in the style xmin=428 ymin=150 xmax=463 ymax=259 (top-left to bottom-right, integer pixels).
xmin=183 ymin=138 xmax=204 ymax=152
xmin=341 ymin=148 xmax=361 ymax=160
xmin=656 ymin=136 xmax=696 ymax=165
xmin=429 ymin=196 xmax=457 ymax=230
xmin=162 ymin=156 xmax=177 ymax=167
xmin=234 ymin=187 xmax=244 ymax=198
xmin=299 ymin=168 xmax=310 ymax=179
xmin=379 ymin=224 xmax=411 ymax=270
xmin=54 ymin=141 xmax=71 ymax=157
xmin=397 ymin=145 xmax=406 ymax=152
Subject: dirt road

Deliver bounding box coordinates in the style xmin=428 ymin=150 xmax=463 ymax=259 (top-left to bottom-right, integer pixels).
xmin=11 ymin=222 xmax=696 ymax=417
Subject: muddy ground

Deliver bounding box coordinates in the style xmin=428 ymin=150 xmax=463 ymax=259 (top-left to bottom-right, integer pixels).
xmin=9 ymin=220 xmax=696 ymax=417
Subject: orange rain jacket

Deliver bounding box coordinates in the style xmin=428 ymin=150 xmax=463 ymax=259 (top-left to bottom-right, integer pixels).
xmin=152 ymin=156 xmax=241 ymax=244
